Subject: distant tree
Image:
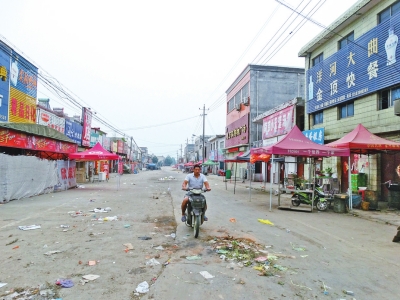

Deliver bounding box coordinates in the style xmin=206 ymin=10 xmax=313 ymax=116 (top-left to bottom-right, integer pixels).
xmin=152 ymin=156 xmax=158 ymax=164
xmin=164 ymin=155 xmax=173 ymax=166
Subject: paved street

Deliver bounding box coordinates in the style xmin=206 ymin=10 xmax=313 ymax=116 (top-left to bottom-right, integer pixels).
xmin=0 ymin=167 xmax=399 ymax=300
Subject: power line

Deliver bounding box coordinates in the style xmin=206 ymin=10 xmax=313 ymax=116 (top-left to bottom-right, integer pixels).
xmin=252 ymin=0 xmax=308 ymax=64
xmin=261 ymin=0 xmax=326 ymax=65
xmin=205 ymin=3 xmax=281 ymax=110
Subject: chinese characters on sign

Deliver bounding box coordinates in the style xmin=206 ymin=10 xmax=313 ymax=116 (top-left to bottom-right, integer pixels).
xmin=302 ymin=128 xmax=325 ymax=145
xmin=81 ymin=107 xmax=92 ymax=147
xmin=306 ymin=15 xmax=400 ymax=114
xmin=37 ymin=108 xmax=65 ymax=133
xmin=225 ymin=113 xmax=249 ymax=148
xmin=262 ymin=105 xmax=294 ymax=139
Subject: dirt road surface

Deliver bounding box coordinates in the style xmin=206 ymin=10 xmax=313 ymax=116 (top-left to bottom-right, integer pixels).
xmin=0 ymin=167 xmax=399 ymax=299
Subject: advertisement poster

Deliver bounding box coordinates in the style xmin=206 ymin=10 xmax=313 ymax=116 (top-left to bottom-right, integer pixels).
xmin=8 ymin=53 xmax=38 ymax=123
xmin=81 ymin=107 xmax=92 ymax=147
xmin=9 ymin=87 xmax=36 ymax=123
xmin=0 ymin=42 xmax=11 ymax=122
xmin=262 ymin=105 xmax=294 ymax=139
xmin=64 ymin=119 xmax=83 ymax=145
xmin=54 ymin=160 xmax=77 ymax=191
xmin=37 ymin=107 xmax=65 ymax=133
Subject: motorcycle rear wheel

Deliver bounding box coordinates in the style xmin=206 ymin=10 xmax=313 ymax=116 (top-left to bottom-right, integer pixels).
xmin=291 ymin=196 xmax=301 ymax=206
xmin=194 ymin=215 xmax=200 ymax=238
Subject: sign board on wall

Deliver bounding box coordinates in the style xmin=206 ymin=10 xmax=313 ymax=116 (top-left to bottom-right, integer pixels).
xmin=262 ymin=105 xmax=294 ymax=139
xmin=225 ymin=113 xmax=249 ymax=148
xmin=8 ymin=54 xmax=38 ymax=123
xmin=64 ymin=119 xmax=82 ymax=145
xmin=37 ymin=107 xmax=65 ymax=133
xmin=81 ymin=107 xmax=92 ymax=147
xmin=307 ymin=14 xmax=400 ymax=113
xmin=0 ymin=43 xmax=11 ymax=122
xmin=302 ymin=128 xmax=325 ymax=145
xmin=103 ymin=136 xmax=111 ymax=150
xmin=0 ymin=128 xmax=78 ymax=153
xmin=90 ymin=132 xmax=100 ymax=147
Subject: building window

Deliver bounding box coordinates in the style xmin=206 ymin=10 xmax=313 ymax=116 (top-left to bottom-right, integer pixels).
xmin=379 ymin=1 xmax=400 ymax=23
xmin=339 ymin=102 xmax=354 ymax=119
xmin=312 ymin=53 xmax=323 ymax=66
xmin=313 ymin=111 xmax=323 ymax=125
xmin=227 ymin=98 xmax=234 ymax=112
xmin=379 ymin=86 xmax=400 ymax=110
xmin=338 ymin=32 xmax=354 ymax=50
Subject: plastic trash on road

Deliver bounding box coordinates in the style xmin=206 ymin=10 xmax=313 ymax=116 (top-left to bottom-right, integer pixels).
xmin=199 ymin=271 xmax=214 ymax=279
xmin=18 ymin=225 xmax=41 ymax=231
xmin=257 ymin=219 xmax=274 ymax=226
xmin=135 ymin=281 xmax=149 ymax=293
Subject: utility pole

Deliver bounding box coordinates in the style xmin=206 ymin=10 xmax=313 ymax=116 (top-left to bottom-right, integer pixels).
xmin=180 ymin=144 xmax=183 ymax=163
xmin=129 ymin=137 xmax=133 ymax=163
xmin=177 ymin=151 xmax=178 ymax=164
xmin=186 ymin=138 xmax=189 ymax=163
xmin=201 ymin=104 xmax=206 ymax=162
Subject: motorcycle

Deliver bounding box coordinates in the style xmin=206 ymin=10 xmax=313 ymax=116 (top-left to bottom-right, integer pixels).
xmin=184 ymin=188 xmax=207 ymax=238
xmin=291 ymin=183 xmax=329 ymax=211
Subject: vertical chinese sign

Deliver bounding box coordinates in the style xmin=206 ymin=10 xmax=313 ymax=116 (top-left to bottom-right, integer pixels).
xmin=0 ymin=41 xmax=11 ymax=122
xmin=8 ymin=52 xmax=38 ymax=123
xmin=81 ymin=107 xmax=92 ymax=147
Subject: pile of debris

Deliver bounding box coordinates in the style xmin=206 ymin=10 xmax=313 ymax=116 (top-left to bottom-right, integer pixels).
xmin=208 ymin=236 xmax=293 ymax=276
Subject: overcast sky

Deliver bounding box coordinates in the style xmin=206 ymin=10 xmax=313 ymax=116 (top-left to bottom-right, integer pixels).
xmin=0 ymin=0 xmax=359 ymax=158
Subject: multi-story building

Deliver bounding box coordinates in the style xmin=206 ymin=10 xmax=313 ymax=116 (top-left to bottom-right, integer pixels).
xmin=208 ymin=134 xmax=225 ymax=173
xmin=224 ymin=64 xmax=305 ymax=179
xmin=184 ymin=143 xmax=195 ymax=163
xmin=299 ymin=0 xmax=400 ymax=207
xmin=193 ymin=135 xmax=211 ymax=162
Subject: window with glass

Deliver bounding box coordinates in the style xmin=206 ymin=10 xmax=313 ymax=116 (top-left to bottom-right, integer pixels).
xmin=227 ymin=98 xmax=234 ymax=112
xmin=379 ymin=1 xmax=400 ymax=23
xmin=339 ymin=102 xmax=354 ymax=119
xmin=313 ymin=111 xmax=323 ymax=125
xmin=338 ymin=32 xmax=354 ymax=50
xmin=312 ymin=53 xmax=324 ymax=66
xmin=379 ymin=86 xmax=400 ymax=109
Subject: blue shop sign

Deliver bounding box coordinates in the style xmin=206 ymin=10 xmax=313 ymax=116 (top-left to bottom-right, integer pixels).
xmin=307 ymin=13 xmax=400 ymax=114
xmin=65 ymin=119 xmax=82 ymax=145
xmin=303 ymin=128 xmax=324 ymax=145
xmin=10 ymin=51 xmax=38 ymax=98
xmin=0 ymin=44 xmax=10 ymax=122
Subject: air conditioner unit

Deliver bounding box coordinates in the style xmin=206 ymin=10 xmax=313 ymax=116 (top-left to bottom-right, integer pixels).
xmin=241 ymin=96 xmax=250 ymax=106
xmin=235 ymin=103 xmax=241 ymax=111
xmin=394 ymin=99 xmax=400 ymax=116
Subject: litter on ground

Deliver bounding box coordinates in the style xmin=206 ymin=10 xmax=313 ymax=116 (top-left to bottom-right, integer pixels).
xmin=199 ymin=271 xmax=215 ymax=279
xmin=257 ymin=219 xmax=274 ymax=226
xmin=18 ymin=225 xmax=41 ymax=230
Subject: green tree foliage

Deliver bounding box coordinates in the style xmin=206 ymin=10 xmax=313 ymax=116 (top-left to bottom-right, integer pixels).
xmin=164 ymin=155 xmax=173 ymax=166
xmin=152 ymin=156 xmax=158 ymax=164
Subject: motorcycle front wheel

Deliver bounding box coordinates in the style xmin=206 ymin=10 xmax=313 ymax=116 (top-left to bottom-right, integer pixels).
xmin=194 ymin=215 xmax=200 ymax=238
xmin=316 ymin=200 xmax=328 ymax=211
xmin=291 ymin=196 xmax=301 ymax=206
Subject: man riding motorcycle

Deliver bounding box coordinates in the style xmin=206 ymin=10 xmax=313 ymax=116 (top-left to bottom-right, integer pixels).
xmin=181 ymin=164 xmax=211 ymax=222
